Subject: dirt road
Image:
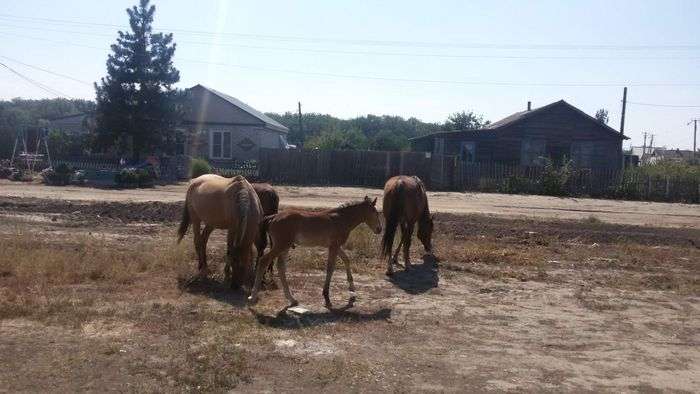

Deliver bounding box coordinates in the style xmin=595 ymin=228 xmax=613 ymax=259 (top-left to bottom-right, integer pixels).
xmin=1 ymin=180 xmax=698 ymax=228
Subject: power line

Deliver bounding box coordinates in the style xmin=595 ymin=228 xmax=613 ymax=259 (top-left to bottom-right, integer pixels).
xmin=0 ymin=61 xmax=72 ymax=98
xmin=2 ymin=13 xmax=700 ymax=51
xmin=2 ymin=23 xmax=700 ymax=61
xmin=3 ymin=32 xmax=700 ymax=89
xmin=626 ymin=101 xmax=700 ymax=108
xmin=0 ymin=55 xmax=93 ymax=86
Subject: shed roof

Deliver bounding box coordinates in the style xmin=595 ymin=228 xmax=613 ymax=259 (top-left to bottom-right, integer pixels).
xmin=411 ymin=100 xmax=629 ymax=141
xmin=190 ymin=84 xmax=288 ymax=133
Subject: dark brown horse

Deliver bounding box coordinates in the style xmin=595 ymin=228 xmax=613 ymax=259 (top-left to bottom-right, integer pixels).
xmin=252 ymin=182 xmax=279 ymax=256
xmin=381 ymin=175 xmax=434 ymax=276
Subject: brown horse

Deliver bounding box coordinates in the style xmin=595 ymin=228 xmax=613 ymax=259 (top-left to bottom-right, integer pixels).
xmin=381 ymin=175 xmax=434 ymax=276
xmin=248 ymin=196 xmax=382 ymax=308
xmin=177 ymin=174 xmax=263 ymax=288
xmin=252 ymin=182 xmax=280 ymax=281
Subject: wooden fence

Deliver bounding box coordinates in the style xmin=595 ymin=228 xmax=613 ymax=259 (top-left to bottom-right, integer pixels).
xmin=255 ymin=149 xmax=699 ymax=203
xmin=39 ymin=150 xmax=699 ymax=203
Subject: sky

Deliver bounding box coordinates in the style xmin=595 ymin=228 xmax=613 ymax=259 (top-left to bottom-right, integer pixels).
xmin=1 ymin=0 xmax=699 ymax=149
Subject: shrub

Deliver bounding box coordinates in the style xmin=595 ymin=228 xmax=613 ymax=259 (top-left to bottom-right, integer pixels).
xmin=540 ymin=157 xmax=572 ymax=196
xmin=115 ymin=168 xmax=138 ymax=187
xmin=190 ymin=158 xmax=212 ymax=179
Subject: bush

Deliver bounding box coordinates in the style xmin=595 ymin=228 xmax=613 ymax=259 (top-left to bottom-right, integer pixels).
xmin=500 ymin=175 xmax=535 ymax=194
xmin=115 ymin=168 xmax=139 ymax=187
xmin=190 ymin=158 xmax=212 ymax=179
xmin=540 ymin=158 xmax=572 ymax=196
xmin=39 ymin=163 xmax=73 ymax=186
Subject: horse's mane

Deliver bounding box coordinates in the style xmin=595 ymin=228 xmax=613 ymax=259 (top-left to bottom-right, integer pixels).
xmin=235 ymin=182 xmax=250 ymax=247
xmin=331 ymin=199 xmax=367 ymax=212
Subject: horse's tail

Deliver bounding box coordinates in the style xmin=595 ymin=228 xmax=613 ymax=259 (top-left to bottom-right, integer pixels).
xmin=235 ymin=186 xmax=250 ymax=248
xmin=258 ymin=214 xmax=275 ymax=253
xmin=381 ymin=181 xmax=404 ymax=258
xmin=176 ymin=197 xmax=190 ymax=244
xmin=270 ymin=190 xmax=280 ymax=214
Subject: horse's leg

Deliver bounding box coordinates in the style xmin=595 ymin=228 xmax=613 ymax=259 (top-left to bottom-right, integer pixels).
xmin=403 ymin=222 xmax=415 ymax=270
xmin=337 ymin=248 xmax=356 ymax=304
xmin=226 ymin=229 xmax=240 ymax=289
xmin=199 ymin=225 xmax=214 ymax=275
xmin=390 ymin=225 xmax=405 ymax=267
xmin=322 ymin=245 xmax=339 ymax=309
xmin=248 ymin=245 xmax=285 ymax=304
xmin=275 ymin=251 xmax=298 ymax=307
xmin=192 ymin=219 xmax=205 ymax=275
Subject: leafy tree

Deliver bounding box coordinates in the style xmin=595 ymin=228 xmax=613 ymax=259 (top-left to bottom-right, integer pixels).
xmin=305 ymin=127 xmax=369 ymax=150
xmin=594 ymin=108 xmax=609 ymax=124
xmin=94 ymin=0 xmax=183 ymax=161
xmin=371 ymin=130 xmax=409 ymax=151
xmin=445 ymin=111 xmax=489 ymax=130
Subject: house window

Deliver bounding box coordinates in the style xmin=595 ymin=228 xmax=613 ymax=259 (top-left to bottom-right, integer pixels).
xmin=460 ymin=141 xmax=476 ymax=162
xmin=210 ymin=130 xmax=232 ymax=159
xmin=521 ymin=139 xmax=546 ymax=166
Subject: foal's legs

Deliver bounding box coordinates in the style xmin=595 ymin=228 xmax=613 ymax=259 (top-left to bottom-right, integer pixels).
xmin=248 ymin=245 xmax=286 ymax=304
xmin=322 ymin=245 xmax=339 ymax=309
xmin=337 ymin=248 xmax=355 ymax=293
xmin=402 ymin=222 xmax=415 ymax=270
xmin=275 ymin=251 xmax=298 ymax=307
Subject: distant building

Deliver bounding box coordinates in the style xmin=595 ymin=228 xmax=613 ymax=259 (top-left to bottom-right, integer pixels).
xmin=48 ymin=113 xmax=94 ymax=135
xmin=411 ymin=100 xmax=629 ymax=170
xmin=646 ymin=148 xmax=697 ymax=164
xmin=181 ymin=84 xmax=291 ymax=163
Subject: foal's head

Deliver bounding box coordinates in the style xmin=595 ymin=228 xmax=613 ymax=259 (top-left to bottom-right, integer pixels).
xmin=417 ymin=213 xmax=434 ymax=253
xmin=360 ymin=196 xmax=382 ymax=234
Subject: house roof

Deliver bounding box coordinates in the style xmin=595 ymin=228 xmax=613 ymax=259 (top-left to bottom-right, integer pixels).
xmin=190 ymin=84 xmax=289 ymax=133
xmin=411 ymin=99 xmax=629 ymax=141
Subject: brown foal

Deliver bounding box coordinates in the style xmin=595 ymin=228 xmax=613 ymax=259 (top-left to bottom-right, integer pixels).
xmin=248 ymin=196 xmax=382 ymax=308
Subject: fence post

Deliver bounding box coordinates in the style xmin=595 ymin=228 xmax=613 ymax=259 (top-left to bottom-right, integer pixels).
xmin=665 ymin=176 xmax=670 ymax=200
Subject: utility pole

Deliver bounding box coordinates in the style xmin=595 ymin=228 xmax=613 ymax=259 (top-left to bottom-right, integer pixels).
xmin=649 ymin=134 xmax=655 ymax=153
xmin=619 ymin=87 xmax=627 ymax=170
xmin=689 ymin=119 xmax=698 ymax=161
xmin=619 ymin=87 xmax=627 ymax=136
xmin=297 ymin=101 xmax=303 ymax=137
xmin=642 ymin=132 xmax=648 ymax=155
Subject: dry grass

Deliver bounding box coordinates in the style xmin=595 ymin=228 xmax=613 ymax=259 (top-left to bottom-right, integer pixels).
xmin=0 ymin=230 xmax=192 ymax=288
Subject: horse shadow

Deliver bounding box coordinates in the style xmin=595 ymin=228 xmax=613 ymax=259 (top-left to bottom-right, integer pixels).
xmin=387 ymin=254 xmax=439 ymax=295
xmin=250 ymin=302 xmax=392 ymax=330
xmin=177 ymin=275 xmax=248 ymax=307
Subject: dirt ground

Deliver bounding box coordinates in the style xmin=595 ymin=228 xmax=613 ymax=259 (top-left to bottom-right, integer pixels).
xmin=1 ymin=179 xmax=699 ymax=228
xmin=0 ymin=186 xmax=699 ymax=392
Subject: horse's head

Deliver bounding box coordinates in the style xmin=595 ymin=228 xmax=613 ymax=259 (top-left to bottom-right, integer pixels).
xmin=418 ymin=213 xmax=434 ymax=254
xmin=362 ymin=195 xmax=382 ymax=234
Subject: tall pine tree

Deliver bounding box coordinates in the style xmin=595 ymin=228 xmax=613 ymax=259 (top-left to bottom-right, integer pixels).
xmin=95 ymin=0 xmax=182 ymax=161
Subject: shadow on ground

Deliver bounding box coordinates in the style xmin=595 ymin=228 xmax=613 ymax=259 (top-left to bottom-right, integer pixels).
xmin=177 ymin=275 xmax=248 ymax=307
xmin=387 ymin=254 xmax=439 ymax=294
xmin=250 ymin=303 xmax=392 ymax=329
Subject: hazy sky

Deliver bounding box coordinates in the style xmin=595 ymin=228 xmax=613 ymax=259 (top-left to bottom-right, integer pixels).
xmin=1 ymin=0 xmax=699 ymax=149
